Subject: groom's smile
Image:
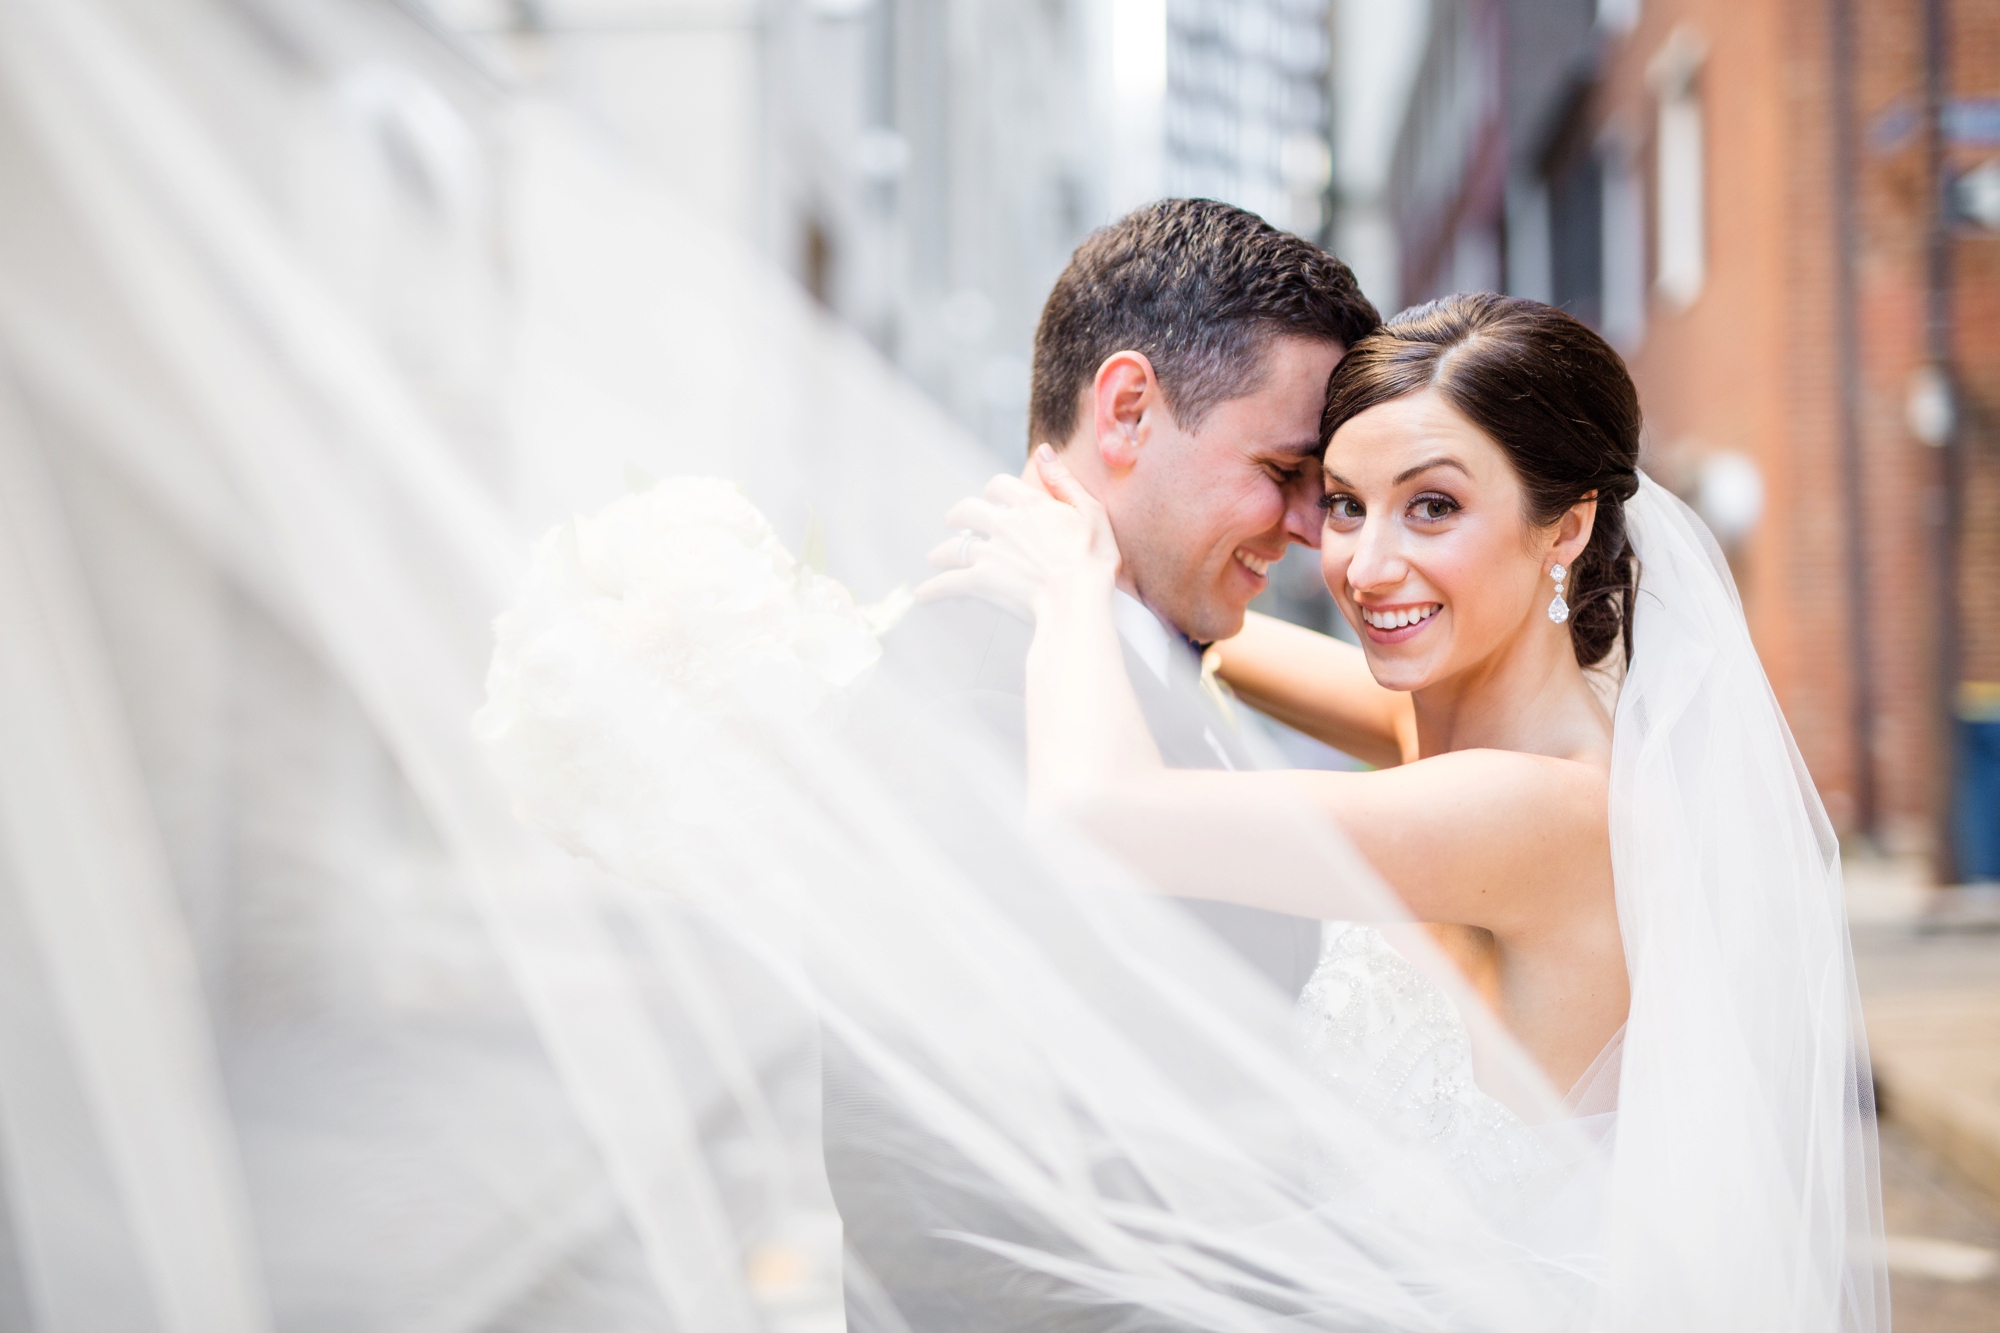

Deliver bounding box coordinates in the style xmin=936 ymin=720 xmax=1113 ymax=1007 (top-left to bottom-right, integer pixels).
xmin=1233 ymin=548 xmax=1275 ymax=579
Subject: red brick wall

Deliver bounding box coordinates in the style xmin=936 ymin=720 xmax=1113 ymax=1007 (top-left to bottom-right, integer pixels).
xmin=1585 ymin=0 xmax=1998 ymax=862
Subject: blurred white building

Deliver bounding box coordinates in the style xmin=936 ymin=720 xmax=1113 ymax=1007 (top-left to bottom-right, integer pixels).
xmin=423 ymin=0 xmax=1337 ymax=460
xmin=1329 ymin=0 xmax=1647 ymax=336
xmin=1166 ymin=0 xmax=1334 ymax=239
xmin=1326 ymin=0 xmax=1431 ymax=313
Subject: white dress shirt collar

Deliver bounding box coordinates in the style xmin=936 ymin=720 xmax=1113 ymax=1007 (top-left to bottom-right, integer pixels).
xmin=1112 ymin=588 xmax=1195 ymax=685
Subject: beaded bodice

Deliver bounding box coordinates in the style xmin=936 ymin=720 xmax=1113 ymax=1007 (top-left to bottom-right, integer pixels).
xmin=1293 ymin=922 xmax=1554 ymax=1204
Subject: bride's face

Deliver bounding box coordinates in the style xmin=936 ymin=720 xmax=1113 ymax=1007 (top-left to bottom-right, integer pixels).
xmin=1318 ymin=390 xmax=1562 ymax=692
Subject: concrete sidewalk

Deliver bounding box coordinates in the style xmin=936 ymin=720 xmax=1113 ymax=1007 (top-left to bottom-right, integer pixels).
xmin=1861 ymin=947 xmax=2000 ymax=1203
xmin=1848 ymin=856 xmax=2000 ymax=1328
xmin=1851 ymin=860 xmax=2000 ymax=1202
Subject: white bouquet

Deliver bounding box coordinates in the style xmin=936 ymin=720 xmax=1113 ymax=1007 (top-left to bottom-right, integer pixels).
xmin=474 ymin=477 xmax=904 ymax=875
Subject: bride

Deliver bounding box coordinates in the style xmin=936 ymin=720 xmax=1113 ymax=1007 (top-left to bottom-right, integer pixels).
xmin=921 ymin=292 xmax=1884 ymax=1327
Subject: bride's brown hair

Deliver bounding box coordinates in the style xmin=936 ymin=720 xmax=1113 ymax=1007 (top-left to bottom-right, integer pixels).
xmin=1320 ymin=293 xmax=1642 ymax=668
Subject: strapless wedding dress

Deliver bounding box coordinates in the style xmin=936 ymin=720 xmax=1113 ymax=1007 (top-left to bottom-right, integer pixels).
xmin=1293 ymin=922 xmax=1620 ymax=1271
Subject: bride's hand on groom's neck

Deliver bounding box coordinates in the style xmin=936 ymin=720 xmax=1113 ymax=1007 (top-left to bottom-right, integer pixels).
xmin=1018 ymin=444 xmax=1057 ymax=496
xmin=914 ymin=448 xmax=1121 ymax=620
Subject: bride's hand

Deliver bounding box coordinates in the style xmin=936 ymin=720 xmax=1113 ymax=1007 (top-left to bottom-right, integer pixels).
xmin=916 ymin=445 xmax=1120 ymax=620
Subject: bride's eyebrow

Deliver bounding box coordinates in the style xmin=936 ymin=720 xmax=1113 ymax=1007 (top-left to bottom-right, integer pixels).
xmin=1321 ymin=457 xmax=1471 ymax=490
xmin=1393 ymin=456 xmax=1471 ymax=485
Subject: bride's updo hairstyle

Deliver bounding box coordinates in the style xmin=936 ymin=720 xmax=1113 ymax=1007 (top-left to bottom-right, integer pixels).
xmin=1320 ymin=293 xmax=1642 ymax=667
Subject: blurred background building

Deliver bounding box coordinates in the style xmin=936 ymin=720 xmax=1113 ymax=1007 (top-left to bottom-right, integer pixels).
xmin=422 ymin=2 xmax=2000 ymax=892
xmin=1340 ymin=0 xmax=2000 ymax=889
xmin=415 ymin=0 xmax=1998 ymax=873
xmin=424 ymin=0 xmax=1342 ymax=463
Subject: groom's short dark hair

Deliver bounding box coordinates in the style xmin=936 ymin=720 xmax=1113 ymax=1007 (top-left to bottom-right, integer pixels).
xmin=1029 ymin=199 xmax=1379 ymax=450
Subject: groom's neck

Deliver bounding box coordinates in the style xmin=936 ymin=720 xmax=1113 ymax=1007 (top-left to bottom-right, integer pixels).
xmin=1019 ymin=447 xmax=1148 ymax=607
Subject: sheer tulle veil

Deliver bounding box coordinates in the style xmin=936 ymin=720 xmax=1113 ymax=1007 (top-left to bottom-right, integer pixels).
xmin=0 ymin=0 xmax=1883 ymax=1329
xmin=1604 ymin=478 xmax=1885 ymax=1330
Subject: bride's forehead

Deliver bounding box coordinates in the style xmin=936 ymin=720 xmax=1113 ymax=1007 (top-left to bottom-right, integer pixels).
xmin=1323 ymin=393 xmax=1504 ymax=480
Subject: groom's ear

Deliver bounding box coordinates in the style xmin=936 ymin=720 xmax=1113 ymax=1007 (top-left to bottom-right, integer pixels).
xmin=1091 ymin=351 xmax=1159 ymax=472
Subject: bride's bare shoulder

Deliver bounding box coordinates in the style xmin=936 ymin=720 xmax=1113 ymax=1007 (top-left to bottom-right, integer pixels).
xmin=1294 ymin=747 xmax=1608 ymax=929
xmin=1414 ymin=747 xmax=1612 ymax=891
xmin=1381 ymin=746 xmax=1608 ymax=821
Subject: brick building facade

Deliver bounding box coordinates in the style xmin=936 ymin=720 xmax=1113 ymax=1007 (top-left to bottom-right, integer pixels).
xmin=1598 ymin=0 xmax=1998 ymax=870
xmin=1377 ymin=0 xmax=1999 ymax=873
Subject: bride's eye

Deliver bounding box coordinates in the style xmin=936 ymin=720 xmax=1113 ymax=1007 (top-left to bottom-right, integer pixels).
xmin=1319 ymin=493 xmax=1363 ymax=523
xmin=1409 ymin=493 xmax=1459 ymax=522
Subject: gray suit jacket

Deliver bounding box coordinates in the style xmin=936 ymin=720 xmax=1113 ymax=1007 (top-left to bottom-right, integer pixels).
xmin=869 ymin=594 xmax=1320 ymax=995
xmin=827 ymin=596 xmax=1320 ymax=1332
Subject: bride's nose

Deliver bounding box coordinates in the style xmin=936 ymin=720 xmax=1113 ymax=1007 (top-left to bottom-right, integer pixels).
xmin=1341 ymin=517 xmax=1409 ymax=593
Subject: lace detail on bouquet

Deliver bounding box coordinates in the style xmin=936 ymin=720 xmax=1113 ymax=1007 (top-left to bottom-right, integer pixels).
xmin=1294 ymin=923 xmax=1555 ymax=1212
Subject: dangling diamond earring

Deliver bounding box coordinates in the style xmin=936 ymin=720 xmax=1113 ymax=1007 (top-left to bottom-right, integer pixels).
xmin=1547 ymin=563 xmax=1570 ymax=625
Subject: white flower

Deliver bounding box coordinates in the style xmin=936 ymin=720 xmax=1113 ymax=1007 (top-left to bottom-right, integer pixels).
xmin=474 ymin=478 xmax=892 ymax=873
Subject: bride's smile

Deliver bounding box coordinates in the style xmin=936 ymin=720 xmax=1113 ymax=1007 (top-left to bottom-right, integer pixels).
xmin=1354 ymin=601 xmax=1440 ymax=638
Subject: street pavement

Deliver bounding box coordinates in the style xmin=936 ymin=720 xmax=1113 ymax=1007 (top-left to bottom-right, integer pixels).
xmin=1879 ymin=1118 xmax=2000 ymax=1331
xmin=1850 ymin=856 xmax=2000 ymax=1330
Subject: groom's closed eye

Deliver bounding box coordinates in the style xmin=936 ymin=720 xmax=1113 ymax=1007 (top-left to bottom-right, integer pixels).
xmin=1260 ymin=454 xmax=1323 ymax=485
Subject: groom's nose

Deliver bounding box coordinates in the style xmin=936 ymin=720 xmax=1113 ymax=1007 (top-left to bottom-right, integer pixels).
xmin=1283 ymin=480 xmax=1323 ymax=549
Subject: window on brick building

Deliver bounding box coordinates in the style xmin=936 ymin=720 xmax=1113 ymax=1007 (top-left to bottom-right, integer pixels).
xmin=1544 ymin=94 xmax=1604 ymax=327
xmin=1648 ymin=26 xmax=1708 ymax=309
xmin=1600 ymin=131 xmax=1647 ymax=349
xmin=1549 ymin=156 xmax=1602 ymax=325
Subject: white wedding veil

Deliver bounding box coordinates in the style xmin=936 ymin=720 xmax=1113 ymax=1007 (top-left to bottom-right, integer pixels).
xmin=1602 ymin=478 xmax=1886 ymax=1330
xmin=0 ymin=1 xmax=1882 ymax=1330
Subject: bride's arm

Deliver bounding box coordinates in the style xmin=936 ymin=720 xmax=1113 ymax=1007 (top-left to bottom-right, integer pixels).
xmin=1068 ymin=755 xmax=1608 ymax=934
xmin=1022 ymin=565 xmax=1167 ymax=803
xmin=1212 ymin=613 xmax=1415 ymax=768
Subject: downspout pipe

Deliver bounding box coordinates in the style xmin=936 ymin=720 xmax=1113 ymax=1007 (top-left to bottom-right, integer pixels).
xmin=1830 ymin=0 xmax=1879 ymax=841
xmin=1924 ymin=0 xmax=1963 ymax=884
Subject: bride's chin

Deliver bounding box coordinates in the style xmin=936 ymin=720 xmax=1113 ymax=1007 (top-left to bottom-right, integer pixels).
xmin=1352 ymin=644 xmax=1416 ymax=680
xmin=1367 ymin=666 xmax=1426 ymax=694
xmin=1358 ymin=647 xmax=1432 ymax=692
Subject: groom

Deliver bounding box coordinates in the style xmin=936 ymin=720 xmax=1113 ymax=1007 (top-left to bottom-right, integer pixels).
xmin=827 ymin=201 xmax=1377 ymax=1331
xmin=878 ymin=196 xmax=1379 ymax=996
xmin=836 ymin=197 xmax=1384 ymax=1328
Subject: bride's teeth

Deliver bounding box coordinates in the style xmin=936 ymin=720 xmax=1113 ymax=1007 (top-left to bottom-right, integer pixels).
xmin=1363 ymin=604 xmax=1438 ymax=630
xmin=1236 ymin=550 xmax=1270 ymax=576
